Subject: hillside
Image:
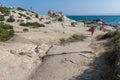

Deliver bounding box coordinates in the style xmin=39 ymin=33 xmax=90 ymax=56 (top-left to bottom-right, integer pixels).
xmin=0 ymin=6 xmax=116 ymax=80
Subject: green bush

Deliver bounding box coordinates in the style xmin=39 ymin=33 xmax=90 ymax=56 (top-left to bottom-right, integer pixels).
xmin=35 ymin=14 xmax=39 ymax=18
xmin=23 ymin=28 xmax=29 ymax=32
xmin=0 ymin=30 xmax=14 ymax=41
xmin=12 ymin=11 xmax=16 ymax=13
xmin=58 ymin=18 xmax=63 ymax=22
xmin=113 ymin=32 xmax=120 ymax=44
xmin=32 ymin=22 xmax=45 ymax=28
xmin=19 ymin=22 xmax=28 ymax=26
xmin=68 ymin=34 xmax=87 ymax=42
xmin=0 ymin=7 xmax=10 ymax=15
xmin=98 ymin=31 xmax=120 ymax=80
xmin=60 ymin=34 xmax=87 ymax=44
xmin=18 ymin=13 xmax=26 ymax=17
xmin=3 ymin=14 xmax=9 ymax=16
xmin=0 ymin=23 xmax=14 ymax=41
xmin=19 ymin=22 xmax=45 ymax=28
xmin=7 ymin=16 xmax=15 ymax=22
xmin=0 ymin=15 xmax=5 ymax=21
xmin=26 ymin=16 xmax=31 ymax=20
xmin=0 ymin=23 xmax=13 ymax=29
xmin=17 ymin=7 xmax=26 ymax=11
xmin=29 ymin=10 xmax=36 ymax=14
xmin=21 ymin=20 xmax=24 ymax=22
xmin=18 ymin=16 xmax=22 ymax=18
xmin=100 ymin=31 xmax=119 ymax=40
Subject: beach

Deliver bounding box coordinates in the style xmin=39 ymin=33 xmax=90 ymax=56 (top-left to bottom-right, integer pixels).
xmin=0 ymin=7 xmax=116 ymax=80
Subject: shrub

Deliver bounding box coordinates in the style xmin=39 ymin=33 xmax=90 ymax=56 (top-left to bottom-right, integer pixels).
xmin=29 ymin=10 xmax=36 ymax=14
xmin=23 ymin=28 xmax=29 ymax=32
xmin=3 ymin=14 xmax=9 ymax=16
xmin=20 ymin=22 xmax=28 ymax=26
xmin=26 ymin=16 xmax=31 ymax=20
xmin=7 ymin=16 xmax=15 ymax=22
xmin=18 ymin=13 xmax=26 ymax=17
xmin=32 ymin=22 xmax=45 ymax=28
xmin=100 ymin=31 xmax=119 ymax=40
xmin=113 ymin=32 xmax=120 ymax=44
xmin=68 ymin=34 xmax=87 ymax=41
xmin=58 ymin=17 xmax=63 ymax=22
xmin=18 ymin=16 xmax=22 ymax=18
xmin=8 ymin=29 xmax=14 ymax=36
xmin=60 ymin=38 xmax=66 ymax=44
xmin=0 ymin=30 xmax=10 ymax=41
xmin=0 ymin=23 xmax=14 ymax=41
xmin=21 ymin=20 xmax=24 ymax=22
xmin=0 ymin=23 xmax=13 ymax=29
xmin=44 ymin=21 xmax=51 ymax=24
xmin=60 ymin=34 xmax=87 ymax=44
xmin=12 ymin=11 xmax=16 ymax=13
xmin=0 ymin=15 xmax=5 ymax=21
xmin=0 ymin=7 xmax=10 ymax=15
xmin=19 ymin=22 xmax=45 ymax=28
xmin=99 ymin=31 xmax=120 ymax=44
xmin=17 ymin=7 xmax=26 ymax=11
xmin=35 ymin=14 xmax=39 ymax=18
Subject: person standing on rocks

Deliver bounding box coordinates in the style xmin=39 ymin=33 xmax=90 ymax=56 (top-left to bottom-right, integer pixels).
xmin=83 ymin=21 xmax=87 ymax=27
xmin=90 ymin=27 xmax=95 ymax=36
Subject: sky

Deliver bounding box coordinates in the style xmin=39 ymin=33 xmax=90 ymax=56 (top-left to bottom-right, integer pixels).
xmin=0 ymin=0 xmax=120 ymax=15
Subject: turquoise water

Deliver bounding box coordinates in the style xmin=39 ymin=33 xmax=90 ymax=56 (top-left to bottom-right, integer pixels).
xmin=67 ymin=15 xmax=120 ymax=24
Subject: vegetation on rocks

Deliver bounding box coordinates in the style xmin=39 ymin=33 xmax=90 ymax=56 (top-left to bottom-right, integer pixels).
xmin=100 ymin=31 xmax=120 ymax=80
xmin=100 ymin=31 xmax=119 ymax=40
xmin=48 ymin=10 xmax=64 ymax=22
xmin=113 ymin=32 xmax=120 ymax=44
xmin=12 ymin=11 xmax=16 ymax=13
xmin=18 ymin=16 xmax=22 ymax=18
xmin=0 ymin=7 xmax=10 ymax=15
xmin=7 ymin=16 xmax=15 ymax=22
xmin=20 ymin=22 xmax=45 ymax=28
xmin=18 ymin=13 xmax=26 ymax=17
xmin=17 ymin=7 xmax=26 ymax=11
xmin=60 ymin=34 xmax=87 ymax=44
xmin=23 ymin=28 xmax=29 ymax=32
xmin=0 ymin=15 xmax=5 ymax=21
xmin=18 ymin=13 xmax=31 ymax=20
xmin=109 ymin=36 xmax=120 ymax=80
xmin=35 ymin=14 xmax=39 ymax=18
xmin=0 ymin=23 xmax=14 ymax=41
xmin=58 ymin=17 xmax=63 ymax=22
xmin=26 ymin=16 xmax=31 ymax=20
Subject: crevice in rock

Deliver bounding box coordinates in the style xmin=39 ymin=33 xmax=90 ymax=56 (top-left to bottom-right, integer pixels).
xmin=41 ymin=51 xmax=93 ymax=62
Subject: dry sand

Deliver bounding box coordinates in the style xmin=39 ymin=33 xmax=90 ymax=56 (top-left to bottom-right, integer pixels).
xmin=0 ymin=9 xmax=112 ymax=80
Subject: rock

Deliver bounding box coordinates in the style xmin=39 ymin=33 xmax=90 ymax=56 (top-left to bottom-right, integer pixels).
xmin=47 ymin=10 xmax=64 ymax=22
xmin=37 ymin=44 xmax=50 ymax=57
xmin=48 ymin=10 xmax=55 ymax=17
xmin=105 ymin=25 xmax=115 ymax=31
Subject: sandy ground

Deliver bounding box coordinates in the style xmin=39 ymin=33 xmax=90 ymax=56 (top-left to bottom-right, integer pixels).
xmin=28 ymin=27 xmax=107 ymax=80
xmin=0 ymin=15 xmax=109 ymax=80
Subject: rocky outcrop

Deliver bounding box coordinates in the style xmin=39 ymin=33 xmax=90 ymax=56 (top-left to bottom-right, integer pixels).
xmin=48 ymin=10 xmax=63 ymax=18
xmin=47 ymin=10 xmax=64 ymax=22
xmin=9 ymin=43 xmax=52 ymax=58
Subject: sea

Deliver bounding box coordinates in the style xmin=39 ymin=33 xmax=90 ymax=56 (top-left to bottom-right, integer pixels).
xmin=67 ymin=15 xmax=120 ymax=27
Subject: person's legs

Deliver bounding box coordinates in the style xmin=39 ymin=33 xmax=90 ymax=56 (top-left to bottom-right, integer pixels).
xmin=91 ymin=31 xmax=94 ymax=36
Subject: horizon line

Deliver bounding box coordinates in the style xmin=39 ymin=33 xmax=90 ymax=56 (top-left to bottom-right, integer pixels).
xmin=65 ymin=14 xmax=120 ymax=16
